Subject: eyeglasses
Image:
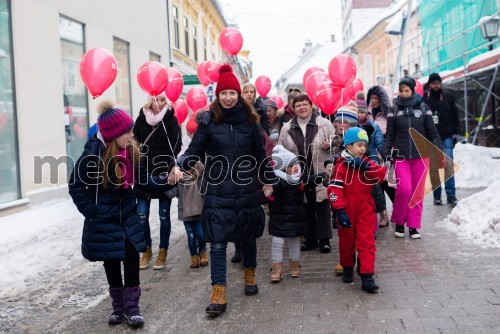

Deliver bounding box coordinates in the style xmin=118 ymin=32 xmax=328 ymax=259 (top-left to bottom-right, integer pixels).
xmin=294 ymin=103 xmax=310 ymax=109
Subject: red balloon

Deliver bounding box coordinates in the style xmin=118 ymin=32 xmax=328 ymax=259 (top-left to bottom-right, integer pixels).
xmin=203 ymin=60 xmax=221 ymax=83
xmin=173 ymin=99 xmax=188 ymax=124
xmin=351 ymin=78 xmax=364 ymax=95
xmin=341 ymin=84 xmax=355 ymax=104
xmin=219 ymin=27 xmax=243 ymax=56
xmin=80 ymin=48 xmax=117 ymax=98
xmin=165 ymin=68 xmax=184 ymax=102
xmin=315 ymin=81 xmax=343 ymax=115
xmin=197 ymin=61 xmax=210 ymax=86
xmin=415 ymin=80 xmax=424 ymax=96
xmin=269 ymin=95 xmax=284 ymax=109
xmin=305 ymin=71 xmax=329 ymax=106
xmin=255 ymin=75 xmax=272 ymax=98
xmin=186 ymin=87 xmax=207 ymax=112
xmin=137 ymin=61 xmax=169 ymax=96
xmin=302 ymin=67 xmax=324 ymax=88
xmin=328 ymin=54 xmax=357 ymax=88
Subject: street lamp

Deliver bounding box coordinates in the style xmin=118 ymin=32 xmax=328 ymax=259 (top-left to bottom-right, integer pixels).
xmin=478 ymin=15 xmax=499 ymax=51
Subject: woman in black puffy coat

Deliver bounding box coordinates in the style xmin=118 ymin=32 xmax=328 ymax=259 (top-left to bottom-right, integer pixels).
xmin=177 ymin=65 xmax=275 ymax=315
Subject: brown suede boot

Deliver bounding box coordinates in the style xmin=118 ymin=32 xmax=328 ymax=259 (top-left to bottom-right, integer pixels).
xmin=139 ymin=246 xmax=152 ymax=270
xmin=190 ymin=255 xmax=200 ymax=268
xmin=334 ymin=264 xmax=344 ymax=275
xmin=289 ymin=260 xmax=301 ymax=278
xmin=200 ymin=251 xmax=208 ymax=267
xmin=205 ymin=285 xmax=227 ymax=315
xmin=153 ymin=248 xmax=167 ymax=270
xmin=244 ymin=267 xmax=258 ymax=296
xmin=270 ymin=263 xmax=283 ymax=282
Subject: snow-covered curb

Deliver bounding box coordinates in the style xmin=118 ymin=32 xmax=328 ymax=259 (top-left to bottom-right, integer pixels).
xmin=443 ymin=180 xmax=500 ymax=248
xmin=454 ymin=143 xmax=500 ymax=188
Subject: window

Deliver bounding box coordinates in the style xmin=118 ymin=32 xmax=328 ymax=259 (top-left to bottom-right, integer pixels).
xmin=149 ymin=52 xmax=161 ymax=62
xmin=184 ymin=16 xmax=189 ymax=55
xmin=173 ymin=5 xmax=179 ymax=48
xmin=203 ymin=36 xmax=207 ymax=61
xmin=0 ymin=0 xmax=20 ymax=202
xmin=59 ymin=16 xmax=88 ymax=177
xmin=113 ymin=38 xmax=132 ymax=115
xmin=192 ymin=25 xmax=198 ymax=61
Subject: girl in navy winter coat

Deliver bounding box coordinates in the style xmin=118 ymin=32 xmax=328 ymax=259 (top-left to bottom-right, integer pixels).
xmin=177 ymin=65 xmax=276 ymax=316
xmin=68 ymin=100 xmax=172 ymax=328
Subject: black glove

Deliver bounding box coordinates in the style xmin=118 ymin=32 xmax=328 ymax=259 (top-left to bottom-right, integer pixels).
xmin=301 ymin=172 xmax=327 ymax=187
xmin=336 ymin=209 xmax=352 ymax=228
xmin=344 ymin=156 xmax=371 ymax=171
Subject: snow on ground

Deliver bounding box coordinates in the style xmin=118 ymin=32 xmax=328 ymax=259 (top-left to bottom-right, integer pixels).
xmin=453 ymin=143 xmax=500 ymax=188
xmin=443 ymin=180 xmax=500 ymax=248
xmin=0 ymin=197 xmax=184 ymax=320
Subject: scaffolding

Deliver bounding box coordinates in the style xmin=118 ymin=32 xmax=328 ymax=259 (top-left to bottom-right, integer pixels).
xmin=395 ymin=0 xmax=500 ymax=146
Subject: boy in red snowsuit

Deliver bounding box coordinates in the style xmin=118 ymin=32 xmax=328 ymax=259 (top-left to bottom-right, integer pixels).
xmin=327 ymin=127 xmax=386 ymax=292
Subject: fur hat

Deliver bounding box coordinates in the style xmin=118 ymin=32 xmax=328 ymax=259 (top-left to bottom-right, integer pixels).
xmin=96 ymin=99 xmax=134 ymax=142
xmin=344 ymin=127 xmax=369 ymax=146
xmin=428 ymin=73 xmax=442 ymax=84
xmin=335 ymin=105 xmax=359 ymax=124
xmin=215 ymin=64 xmax=241 ymax=96
xmin=399 ymin=76 xmax=416 ymax=93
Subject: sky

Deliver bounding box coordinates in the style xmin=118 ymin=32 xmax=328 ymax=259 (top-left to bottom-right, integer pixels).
xmin=219 ymin=0 xmax=343 ymax=85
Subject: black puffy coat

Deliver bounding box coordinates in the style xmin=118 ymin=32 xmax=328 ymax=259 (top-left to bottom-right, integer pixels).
xmin=177 ymin=102 xmax=276 ymax=243
xmin=133 ymin=107 xmax=181 ymax=199
xmin=268 ymin=179 xmax=307 ymax=238
xmin=423 ymin=91 xmax=461 ymax=139
xmin=68 ymin=135 xmax=172 ymax=262
xmin=382 ymin=95 xmax=443 ymax=160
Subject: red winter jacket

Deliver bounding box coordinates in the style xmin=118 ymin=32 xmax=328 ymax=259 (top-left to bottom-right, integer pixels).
xmin=327 ymin=156 xmax=386 ymax=211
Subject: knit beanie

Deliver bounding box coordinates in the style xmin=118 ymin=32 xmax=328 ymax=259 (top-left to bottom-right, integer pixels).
xmin=272 ymin=145 xmax=297 ymax=171
xmin=265 ymin=99 xmax=278 ymax=110
xmin=344 ymin=127 xmax=369 ymax=146
xmin=428 ymin=73 xmax=442 ymax=84
xmin=269 ymin=129 xmax=279 ymax=142
xmin=215 ymin=64 xmax=241 ymax=96
xmin=186 ymin=118 xmax=198 ymax=134
xmin=354 ymin=99 xmax=369 ymax=114
xmin=97 ymin=99 xmax=135 ymax=142
xmin=335 ymin=105 xmax=359 ymax=124
xmin=399 ymin=76 xmax=416 ymax=93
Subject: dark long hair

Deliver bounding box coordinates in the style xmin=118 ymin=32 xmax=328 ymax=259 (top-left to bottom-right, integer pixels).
xmin=209 ymin=95 xmax=260 ymax=124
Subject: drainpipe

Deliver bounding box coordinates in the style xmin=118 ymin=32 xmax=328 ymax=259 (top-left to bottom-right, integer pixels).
xmin=166 ymin=0 xmax=174 ymax=67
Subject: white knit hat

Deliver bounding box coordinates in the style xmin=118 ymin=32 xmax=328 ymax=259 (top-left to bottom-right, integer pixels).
xmin=272 ymin=145 xmax=301 ymax=183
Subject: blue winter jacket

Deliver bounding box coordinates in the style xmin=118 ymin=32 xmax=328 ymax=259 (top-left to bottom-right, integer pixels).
xmin=68 ymin=134 xmax=172 ymax=262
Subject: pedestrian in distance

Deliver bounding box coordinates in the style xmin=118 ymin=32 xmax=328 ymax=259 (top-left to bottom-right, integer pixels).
xmin=177 ymin=117 xmax=208 ymax=269
xmin=327 ymin=127 xmax=386 ymax=292
xmin=382 ymin=77 xmax=444 ymax=239
xmin=68 ymin=99 xmax=174 ymax=327
xmin=133 ymin=92 xmax=181 ymax=271
xmin=177 ymin=64 xmax=276 ymax=316
xmin=423 ymin=73 xmax=461 ymax=207
xmin=268 ymin=145 xmax=326 ymax=282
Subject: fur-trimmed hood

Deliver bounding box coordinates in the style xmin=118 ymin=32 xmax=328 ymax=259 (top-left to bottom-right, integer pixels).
xmin=366 ymin=85 xmax=391 ymax=118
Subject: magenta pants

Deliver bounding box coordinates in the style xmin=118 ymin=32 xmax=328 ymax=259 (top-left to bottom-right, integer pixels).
xmin=391 ymin=157 xmax=429 ymax=229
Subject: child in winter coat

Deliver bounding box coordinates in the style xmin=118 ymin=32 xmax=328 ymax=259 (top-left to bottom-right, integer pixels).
xmin=68 ymin=100 xmax=173 ymax=328
xmin=327 ymin=127 xmax=386 ymax=292
xmin=177 ymin=117 xmax=208 ymax=269
xmin=268 ymin=145 xmax=326 ymax=282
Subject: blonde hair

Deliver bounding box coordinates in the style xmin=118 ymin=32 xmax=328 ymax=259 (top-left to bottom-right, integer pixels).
xmin=242 ymin=83 xmax=256 ymax=103
xmin=143 ymin=93 xmax=167 ymax=110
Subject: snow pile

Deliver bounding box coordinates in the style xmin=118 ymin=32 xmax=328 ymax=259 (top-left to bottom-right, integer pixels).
xmin=454 ymin=143 xmax=500 ymax=188
xmin=443 ymin=180 xmax=500 ymax=247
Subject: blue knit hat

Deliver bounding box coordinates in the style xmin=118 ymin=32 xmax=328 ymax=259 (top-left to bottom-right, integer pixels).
xmin=344 ymin=127 xmax=369 ymax=146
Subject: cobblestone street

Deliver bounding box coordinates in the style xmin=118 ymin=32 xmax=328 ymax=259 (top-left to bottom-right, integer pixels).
xmin=31 ymin=188 xmax=500 ymax=333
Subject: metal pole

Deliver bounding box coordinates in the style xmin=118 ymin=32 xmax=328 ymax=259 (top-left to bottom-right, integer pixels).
xmin=472 ymin=63 xmax=499 ymax=144
xmin=462 ymin=3 xmax=469 ymax=141
xmin=392 ymin=0 xmax=414 ymax=92
xmin=166 ymin=0 xmax=174 ymax=67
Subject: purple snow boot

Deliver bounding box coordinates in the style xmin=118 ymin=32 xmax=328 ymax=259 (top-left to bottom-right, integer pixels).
xmin=108 ymin=288 xmax=125 ymax=325
xmin=123 ymin=286 xmax=145 ymax=328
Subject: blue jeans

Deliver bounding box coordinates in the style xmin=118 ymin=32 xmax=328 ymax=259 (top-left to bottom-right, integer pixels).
xmin=136 ymin=197 xmax=172 ymax=249
xmin=431 ymin=137 xmax=456 ymax=200
xmin=183 ymin=220 xmax=206 ymax=255
xmin=210 ymin=240 xmax=257 ymax=286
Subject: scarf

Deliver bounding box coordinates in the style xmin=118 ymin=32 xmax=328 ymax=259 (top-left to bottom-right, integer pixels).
xmin=117 ymin=148 xmax=134 ymax=189
xmin=274 ymin=164 xmax=302 ymax=184
xmin=395 ymin=94 xmax=420 ymax=108
xmin=144 ymin=106 xmax=168 ymax=126
xmin=221 ymin=102 xmax=248 ymax=124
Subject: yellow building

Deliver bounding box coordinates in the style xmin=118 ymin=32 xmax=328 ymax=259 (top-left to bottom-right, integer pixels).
xmin=168 ymin=0 xmax=227 ymax=75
